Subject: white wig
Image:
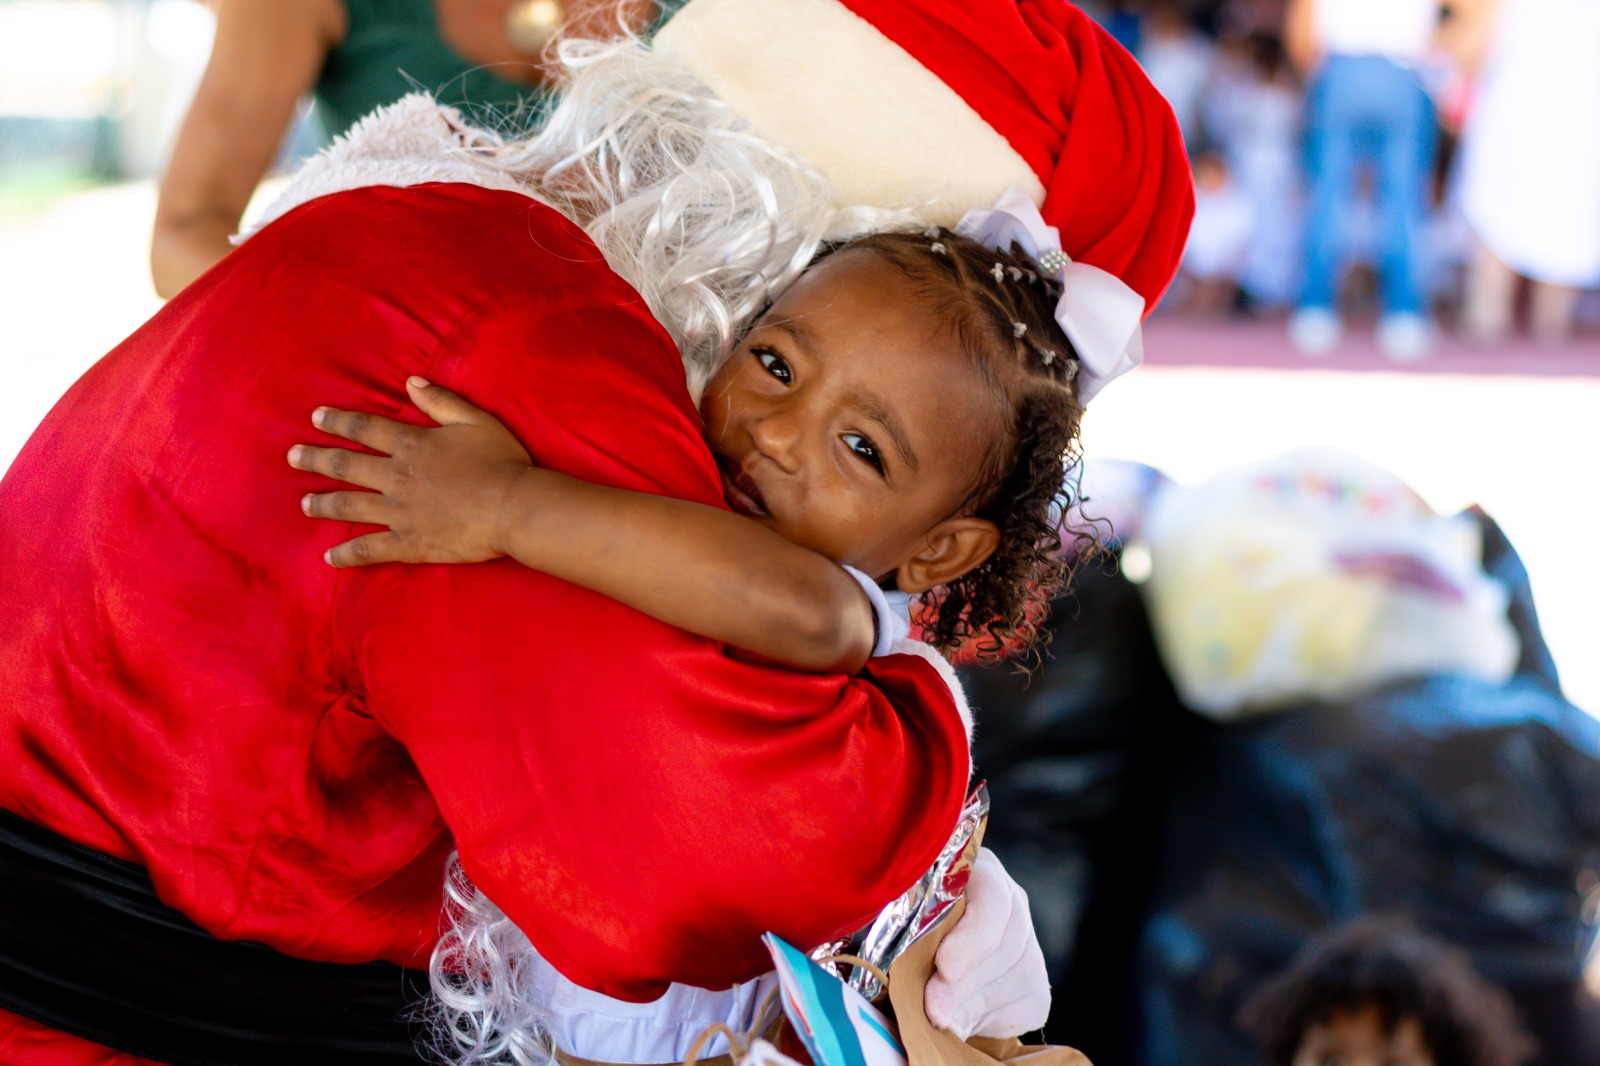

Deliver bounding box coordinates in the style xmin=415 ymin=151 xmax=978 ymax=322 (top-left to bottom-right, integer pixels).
xmin=427 ymin=853 xmax=554 ymax=1065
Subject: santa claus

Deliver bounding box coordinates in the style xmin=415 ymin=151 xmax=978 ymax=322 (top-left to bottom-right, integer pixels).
xmin=0 ymin=1 xmax=1190 ymax=1063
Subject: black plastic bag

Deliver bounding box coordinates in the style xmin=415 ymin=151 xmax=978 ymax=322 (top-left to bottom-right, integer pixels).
xmin=966 ymin=513 xmax=1600 ymax=1066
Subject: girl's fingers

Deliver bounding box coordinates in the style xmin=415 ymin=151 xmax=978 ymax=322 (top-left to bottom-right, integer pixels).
xmin=324 ymin=530 xmax=405 ymax=568
xmin=287 ymin=443 xmax=389 ymax=490
xmin=406 ymin=376 xmax=485 ymax=427
xmin=310 ymin=406 xmax=410 ymax=452
xmin=301 ymin=490 xmax=389 ymax=526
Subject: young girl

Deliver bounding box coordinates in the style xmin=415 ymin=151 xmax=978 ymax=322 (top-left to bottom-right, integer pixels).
xmin=1239 ymin=917 xmax=1536 ymax=1066
xmin=289 ymin=223 xmax=1103 ymax=672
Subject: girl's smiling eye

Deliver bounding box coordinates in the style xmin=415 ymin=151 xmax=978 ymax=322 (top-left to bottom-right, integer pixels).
xmin=843 ymin=432 xmax=885 ymax=474
xmin=754 ymin=347 xmax=792 ymax=385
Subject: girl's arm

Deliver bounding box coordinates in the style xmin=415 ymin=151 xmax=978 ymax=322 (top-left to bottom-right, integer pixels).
xmin=288 ymin=378 xmax=877 ymax=674
xmin=151 ymin=0 xmax=344 ymax=298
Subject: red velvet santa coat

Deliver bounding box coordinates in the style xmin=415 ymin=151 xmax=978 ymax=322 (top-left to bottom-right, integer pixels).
xmin=0 ymin=182 xmax=969 ymax=1061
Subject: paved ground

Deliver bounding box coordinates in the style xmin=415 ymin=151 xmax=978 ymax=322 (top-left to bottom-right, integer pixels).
xmin=4 ymin=180 xmax=1598 ymax=714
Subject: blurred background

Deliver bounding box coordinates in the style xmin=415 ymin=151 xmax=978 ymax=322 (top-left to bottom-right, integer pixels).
xmin=1 ymin=1 xmax=1597 ymax=1064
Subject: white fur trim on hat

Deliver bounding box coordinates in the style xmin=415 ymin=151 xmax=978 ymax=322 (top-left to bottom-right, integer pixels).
xmin=654 ymin=0 xmax=1043 ymax=225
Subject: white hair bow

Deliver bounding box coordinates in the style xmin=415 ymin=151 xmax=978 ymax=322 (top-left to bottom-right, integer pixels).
xmin=954 ymin=186 xmax=1145 ymax=404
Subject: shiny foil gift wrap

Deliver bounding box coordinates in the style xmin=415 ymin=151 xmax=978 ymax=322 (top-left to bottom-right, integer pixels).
xmin=842 ymin=783 xmax=990 ymax=1001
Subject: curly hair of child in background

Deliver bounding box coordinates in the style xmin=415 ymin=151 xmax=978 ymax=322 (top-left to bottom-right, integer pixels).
xmin=1240 ymin=917 xmax=1536 ymax=1066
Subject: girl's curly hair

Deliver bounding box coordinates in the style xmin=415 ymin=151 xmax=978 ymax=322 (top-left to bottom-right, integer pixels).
xmin=812 ymin=228 xmax=1098 ymax=665
xmin=1238 ymin=917 xmax=1537 ymax=1066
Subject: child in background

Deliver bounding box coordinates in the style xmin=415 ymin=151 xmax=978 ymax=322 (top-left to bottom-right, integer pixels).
xmin=1227 ymin=32 xmax=1305 ymax=309
xmin=289 ymin=213 xmax=1136 ymax=672
xmin=1240 ymin=917 xmax=1536 ymax=1066
xmin=1137 ymin=1 xmax=1215 ymax=150
xmin=1178 ymin=149 xmax=1256 ymax=315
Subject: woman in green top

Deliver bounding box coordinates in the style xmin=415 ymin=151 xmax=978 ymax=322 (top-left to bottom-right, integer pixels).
xmin=151 ymin=0 xmax=668 ymax=298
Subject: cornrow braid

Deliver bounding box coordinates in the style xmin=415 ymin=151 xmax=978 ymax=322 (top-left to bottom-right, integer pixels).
xmin=811 ymin=227 xmax=1100 ymax=665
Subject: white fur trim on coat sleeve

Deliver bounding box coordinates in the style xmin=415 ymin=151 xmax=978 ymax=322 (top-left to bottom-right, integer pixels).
xmin=886 ymin=638 xmax=976 ymax=749
xmin=236 ymin=93 xmax=536 ymax=242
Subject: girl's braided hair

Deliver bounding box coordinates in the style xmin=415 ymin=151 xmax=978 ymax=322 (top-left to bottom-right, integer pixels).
xmin=813 ymin=227 xmax=1097 ymax=665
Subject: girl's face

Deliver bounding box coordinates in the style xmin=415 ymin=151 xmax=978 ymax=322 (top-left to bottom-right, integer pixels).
xmin=1291 ymin=1004 xmax=1436 ymax=1066
xmin=699 ymin=249 xmax=1006 ymax=588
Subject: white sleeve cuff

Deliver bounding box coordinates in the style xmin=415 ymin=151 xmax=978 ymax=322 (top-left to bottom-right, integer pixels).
xmin=841 ymin=565 xmax=914 ymax=658
xmin=535 ymin=952 xmax=779 ymax=1062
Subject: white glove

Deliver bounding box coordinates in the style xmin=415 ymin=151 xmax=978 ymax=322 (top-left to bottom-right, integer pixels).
xmin=923 ymin=847 xmax=1051 ymax=1040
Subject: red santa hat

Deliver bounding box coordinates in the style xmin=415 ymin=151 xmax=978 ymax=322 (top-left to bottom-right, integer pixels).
xmin=654 ymin=0 xmax=1194 ymax=317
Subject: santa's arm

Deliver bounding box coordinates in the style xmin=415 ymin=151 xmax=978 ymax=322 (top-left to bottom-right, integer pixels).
xmin=508 ymin=849 xmax=1050 ymax=1065
xmin=352 ymin=554 xmax=971 ymax=1001
xmin=292 ymin=379 xmax=876 ymax=673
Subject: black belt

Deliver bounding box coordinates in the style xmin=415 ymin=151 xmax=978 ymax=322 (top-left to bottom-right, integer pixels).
xmin=0 ymin=807 xmax=428 ymax=1065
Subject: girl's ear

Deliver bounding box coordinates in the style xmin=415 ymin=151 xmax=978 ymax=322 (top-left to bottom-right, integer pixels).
xmin=896 ymin=517 xmax=1001 ymax=594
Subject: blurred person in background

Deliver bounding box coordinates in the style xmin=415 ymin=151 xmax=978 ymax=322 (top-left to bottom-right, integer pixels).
xmin=149 ymin=0 xmax=664 ymax=299
xmin=1284 ymin=0 xmax=1441 ymax=360
xmin=1450 ymin=0 xmax=1600 ymax=346
xmin=1136 ymin=1 xmax=1214 ymax=148
xmin=1095 ymin=0 xmax=1146 ymax=53
xmin=1240 ymin=917 xmax=1537 ymax=1066
xmin=1204 ymin=29 xmax=1303 ymax=310
xmin=1196 ymin=30 xmax=1251 ymax=160
xmin=1176 ymin=148 xmax=1255 ymax=314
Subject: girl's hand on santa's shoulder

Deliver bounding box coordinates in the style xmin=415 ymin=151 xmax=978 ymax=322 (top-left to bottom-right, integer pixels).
xmin=288 ymin=377 xmax=534 ymax=568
